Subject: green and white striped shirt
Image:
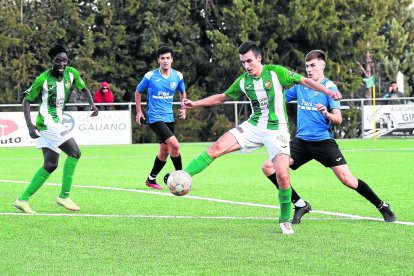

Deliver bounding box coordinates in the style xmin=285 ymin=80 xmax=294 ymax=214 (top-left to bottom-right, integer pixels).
xmin=225 ymin=64 xmax=301 ymax=130
xmin=24 ymin=66 xmax=85 ymax=130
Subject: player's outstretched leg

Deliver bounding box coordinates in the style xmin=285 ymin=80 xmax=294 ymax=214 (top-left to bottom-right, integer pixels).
xmin=354 ymin=179 xmax=396 ymax=222
xmin=377 ymin=202 xmax=396 ymax=222
xmin=164 ymin=151 xmax=214 ymax=185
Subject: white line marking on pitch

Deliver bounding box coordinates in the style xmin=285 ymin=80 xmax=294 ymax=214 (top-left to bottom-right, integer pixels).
xmin=1 ymin=179 xmax=413 ymax=226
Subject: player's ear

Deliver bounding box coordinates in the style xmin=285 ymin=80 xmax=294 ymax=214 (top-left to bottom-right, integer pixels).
xmin=257 ymin=54 xmax=262 ymax=62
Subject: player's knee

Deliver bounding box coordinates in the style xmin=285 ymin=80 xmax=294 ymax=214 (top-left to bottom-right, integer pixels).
xmin=44 ymin=160 xmax=58 ymax=173
xmin=169 ymin=143 xmax=180 ymax=155
xmin=70 ymin=149 xmax=81 ymax=160
xmin=276 ymin=173 xmax=290 ymax=189
xmin=207 ymin=143 xmax=225 ymax=159
xmin=261 ymin=160 xmax=274 ymax=175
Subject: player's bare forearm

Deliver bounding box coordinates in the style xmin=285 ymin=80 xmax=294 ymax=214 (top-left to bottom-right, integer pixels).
xmin=135 ymin=91 xmax=144 ymax=113
xmin=184 ymin=93 xmax=229 ymax=108
xmin=300 ymin=77 xmax=342 ymax=100
xmin=181 ymin=92 xmax=187 ymax=102
xmin=22 ymin=98 xmax=40 ymax=138
xmin=81 ymin=87 xmax=99 ymax=116
xmin=81 ymin=86 xmax=94 ymax=106
xmin=22 ymin=98 xmax=34 ymax=128
xmin=135 ymin=91 xmax=145 ymax=125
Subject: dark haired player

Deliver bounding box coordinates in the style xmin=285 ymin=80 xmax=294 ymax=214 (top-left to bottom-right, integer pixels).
xmin=14 ymin=44 xmax=99 ymax=214
xmin=135 ymin=46 xmax=187 ymax=190
xmin=172 ymin=42 xmax=341 ymax=234
xmin=261 ymin=50 xmax=396 ymax=224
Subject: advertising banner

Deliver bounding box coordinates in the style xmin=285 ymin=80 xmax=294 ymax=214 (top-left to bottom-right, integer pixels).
xmin=0 ymin=111 xmax=131 ymax=147
xmin=363 ymin=104 xmax=414 ymax=138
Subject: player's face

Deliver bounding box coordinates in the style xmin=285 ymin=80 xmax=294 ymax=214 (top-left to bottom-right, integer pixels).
xmin=240 ymin=50 xmax=263 ymax=77
xmin=305 ymin=58 xmax=325 ymax=82
xmin=158 ymin=52 xmax=173 ymax=71
xmin=52 ymin=52 xmax=68 ymax=77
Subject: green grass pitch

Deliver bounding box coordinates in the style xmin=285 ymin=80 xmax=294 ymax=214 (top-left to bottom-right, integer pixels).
xmin=1 ymin=139 xmax=413 ymax=274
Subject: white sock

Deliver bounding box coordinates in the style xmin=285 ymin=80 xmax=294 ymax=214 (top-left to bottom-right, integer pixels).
xmin=148 ymin=175 xmax=156 ymax=180
xmin=294 ymin=199 xmax=306 ymax=208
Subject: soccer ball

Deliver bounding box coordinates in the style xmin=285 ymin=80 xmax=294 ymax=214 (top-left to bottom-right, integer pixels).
xmin=167 ymin=170 xmax=192 ymax=196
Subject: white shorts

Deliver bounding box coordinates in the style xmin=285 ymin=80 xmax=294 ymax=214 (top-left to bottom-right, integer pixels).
xmin=37 ymin=123 xmax=73 ymax=153
xmin=229 ymin=121 xmax=290 ymax=160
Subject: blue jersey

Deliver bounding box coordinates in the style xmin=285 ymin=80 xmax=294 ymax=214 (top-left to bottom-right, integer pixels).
xmin=137 ymin=68 xmax=185 ymax=123
xmin=285 ymin=78 xmax=340 ymax=141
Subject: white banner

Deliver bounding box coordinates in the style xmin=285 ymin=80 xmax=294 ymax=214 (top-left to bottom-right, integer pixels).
xmin=0 ymin=111 xmax=131 ymax=147
xmin=363 ymin=104 xmax=414 ymax=138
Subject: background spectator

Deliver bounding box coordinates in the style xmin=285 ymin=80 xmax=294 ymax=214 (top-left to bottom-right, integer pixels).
xmin=382 ymin=81 xmax=404 ymax=104
xmin=94 ymin=82 xmax=114 ymax=110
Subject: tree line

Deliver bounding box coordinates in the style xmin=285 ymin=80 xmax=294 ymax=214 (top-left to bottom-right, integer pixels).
xmin=1 ymin=0 xmax=413 ymax=141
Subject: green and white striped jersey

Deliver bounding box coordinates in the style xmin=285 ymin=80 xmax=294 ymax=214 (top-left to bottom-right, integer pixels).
xmin=24 ymin=66 xmax=86 ymax=130
xmin=225 ymin=64 xmax=301 ymax=130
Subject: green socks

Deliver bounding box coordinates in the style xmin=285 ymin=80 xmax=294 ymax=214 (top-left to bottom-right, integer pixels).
xmin=278 ymin=187 xmax=292 ymax=223
xmin=184 ymin=151 xmax=214 ymax=176
xmin=59 ymin=156 xmax=78 ymax=199
xmin=19 ymin=167 xmax=51 ymax=200
xmin=19 ymin=156 xmax=78 ymax=200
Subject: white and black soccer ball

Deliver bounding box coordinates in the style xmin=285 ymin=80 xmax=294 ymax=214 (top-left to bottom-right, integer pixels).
xmin=167 ymin=170 xmax=192 ymax=196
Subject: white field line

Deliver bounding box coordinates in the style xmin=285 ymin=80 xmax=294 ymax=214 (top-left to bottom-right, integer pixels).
xmin=1 ymin=179 xmax=413 ymax=226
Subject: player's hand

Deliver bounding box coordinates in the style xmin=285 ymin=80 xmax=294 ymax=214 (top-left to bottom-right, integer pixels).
xmin=183 ymin=99 xmax=195 ymax=109
xmin=315 ymin=103 xmax=328 ymax=116
xmin=329 ymin=90 xmax=342 ymax=101
xmin=90 ymin=105 xmax=99 ymax=117
xmin=28 ymin=125 xmax=40 ymax=139
xmin=135 ymin=112 xmax=145 ymax=125
xmin=178 ymin=107 xmax=186 ymax=120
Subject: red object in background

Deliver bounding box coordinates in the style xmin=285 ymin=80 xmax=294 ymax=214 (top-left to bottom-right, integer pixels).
xmin=0 ymin=119 xmax=18 ymax=137
xmin=94 ymin=82 xmax=114 ymax=110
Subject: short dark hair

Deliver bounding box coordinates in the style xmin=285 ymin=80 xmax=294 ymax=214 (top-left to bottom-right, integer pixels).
xmin=390 ymin=81 xmax=397 ymax=85
xmin=48 ymin=44 xmax=67 ymax=58
xmin=156 ymin=46 xmax=173 ymax=58
xmin=305 ymin=50 xmax=326 ymax=62
xmin=238 ymin=41 xmax=261 ymax=57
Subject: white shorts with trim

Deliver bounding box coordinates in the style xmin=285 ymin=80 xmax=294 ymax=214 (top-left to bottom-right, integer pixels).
xmin=37 ymin=123 xmax=73 ymax=153
xmin=229 ymin=121 xmax=290 ymax=160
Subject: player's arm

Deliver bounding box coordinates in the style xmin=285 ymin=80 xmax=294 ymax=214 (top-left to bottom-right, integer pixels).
xmin=80 ymin=86 xmax=99 ymax=117
xmin=299 ymin=76 xmax=342 ymax=100
xmin=69 ymin=67 xmax=98 ymax=117
xmin=315 ymin=104 xmax=342 ymax=125
xmin=178 ymin=91 xmax=187 ymax=120
xmin=135 ymin=90 xmax=145 ymax=125
xmin=22 ymin=98 xmax=40 ymax=139
xmin=183 ymin=93 xmax=230 ymax=109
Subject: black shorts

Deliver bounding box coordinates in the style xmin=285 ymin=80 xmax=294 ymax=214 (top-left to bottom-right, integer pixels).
xmin=290 ymin=137 xmax=347 ymax=170
xmin=149 ymin=122 xmax=175 ymax=144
